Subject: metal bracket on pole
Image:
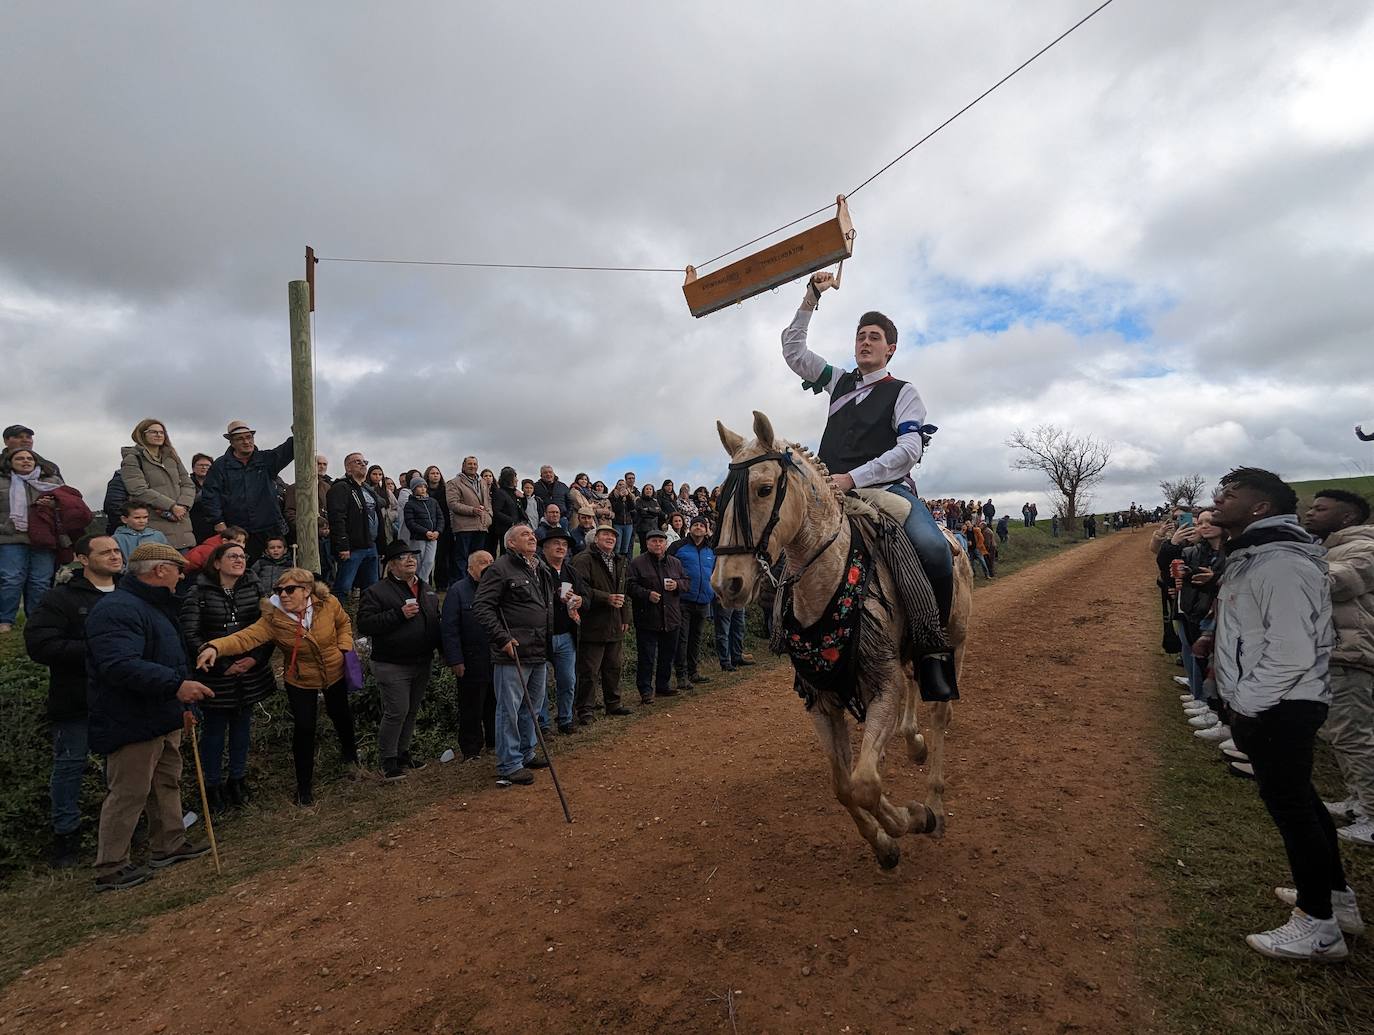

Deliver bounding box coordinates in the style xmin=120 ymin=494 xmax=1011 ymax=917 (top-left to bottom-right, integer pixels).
xmin=306 ymin=246 xmax=317 ymax=312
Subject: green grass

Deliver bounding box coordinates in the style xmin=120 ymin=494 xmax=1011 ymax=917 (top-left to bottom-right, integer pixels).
xmin=1290 ymin=476 xmax=1374 ymax=509
xmin=978 ymin=519 xmax=1094 ymax=582
xmin=1144 ymin=645 xmax=1374 ymax=1035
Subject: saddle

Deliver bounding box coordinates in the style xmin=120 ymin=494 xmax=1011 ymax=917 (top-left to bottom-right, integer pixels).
xmin=844 ymin=488 xmax=961 ymax=559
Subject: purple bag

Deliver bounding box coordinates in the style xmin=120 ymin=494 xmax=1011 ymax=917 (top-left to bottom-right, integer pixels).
xmin=342 ymin=649 xmax=365 ymax=692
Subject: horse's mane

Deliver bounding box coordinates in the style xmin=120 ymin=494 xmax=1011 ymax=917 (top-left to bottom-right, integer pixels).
xmin=781 ymin=440 xmax=845 ymax=513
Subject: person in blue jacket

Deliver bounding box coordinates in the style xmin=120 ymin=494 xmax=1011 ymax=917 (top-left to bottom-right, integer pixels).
xmin=85 ymin=543 xmax=214 ymax=892
xmin=668 ymin=515 xmax=716 ymax=689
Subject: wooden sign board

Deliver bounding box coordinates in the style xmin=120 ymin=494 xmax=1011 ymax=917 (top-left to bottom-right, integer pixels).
xmin=684 ymin=197 xmax=854 ymax=318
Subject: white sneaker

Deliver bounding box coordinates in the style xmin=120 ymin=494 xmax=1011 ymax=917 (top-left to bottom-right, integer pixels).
xmin=1195 ymin=724 xmax=1231 ymax=742
xmin=1188 ymin=712 xmax=1220 ymax=728
xmin=1246 ymin=909 xmax=1348 ymax=961
xmin=1179 ymin=693 xmax=1194 ymax=702
xmin=1274 ymin=887 xmax=1365 ymax=936
xmin=1222 ymin=747 xmax=1250 ymax=763
xmin=1184 ymin=701 xmax=1211 ymax=714
xmin=1219 ymin=738 xmax=1237 ymax=752
xmin=1229 ymin=761 xmax=1255 ymax=778
xmin=1337 ymin=817 xmax=1374 ymax=847
xmin=1173 ymin=676 xmax=1191 ymax=687
xmin=1324 ymin=798 xmax=1368 ymax=821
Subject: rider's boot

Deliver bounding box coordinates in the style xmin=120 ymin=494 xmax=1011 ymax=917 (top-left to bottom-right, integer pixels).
xmin=918 ymin=572 xmax=959 ymax=702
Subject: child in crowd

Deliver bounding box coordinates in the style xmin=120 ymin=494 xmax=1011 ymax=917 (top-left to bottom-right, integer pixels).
xmin=185 ymin=526 xmax=249 ymax=575
xmin=402 ymin=477 xmax=443 ymax=583
xmin=112 ymin=503 xmax=168 ymax=561
xmin=251 ymin=536 xmax=294 ymax=593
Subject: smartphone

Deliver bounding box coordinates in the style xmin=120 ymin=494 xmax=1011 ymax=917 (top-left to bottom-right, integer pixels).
xmin=1177 ymin=512 xmax=1194 ymax=527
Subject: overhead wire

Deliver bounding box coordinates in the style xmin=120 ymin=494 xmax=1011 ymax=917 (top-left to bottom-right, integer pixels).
xmin=316 ymin=0 xmax=1118 ymax=280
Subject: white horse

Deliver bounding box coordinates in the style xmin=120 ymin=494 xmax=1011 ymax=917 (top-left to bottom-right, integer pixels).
xmin=712 ymin=411 xmax=972 ymax=869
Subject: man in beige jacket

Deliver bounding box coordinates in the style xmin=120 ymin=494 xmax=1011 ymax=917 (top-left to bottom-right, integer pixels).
xmin=446 ymin=455 xmax=492 ymax=582
xmin=1303 ymin=488 xmax=1374 ymax=847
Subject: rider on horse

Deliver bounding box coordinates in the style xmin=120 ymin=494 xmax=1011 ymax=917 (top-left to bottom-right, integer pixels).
xmin=781 ymin=270 xmax=958 ymax=696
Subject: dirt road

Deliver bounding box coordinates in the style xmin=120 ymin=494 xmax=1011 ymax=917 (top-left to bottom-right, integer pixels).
xmin=0 ymin=530 xmax=1164 ymax=1034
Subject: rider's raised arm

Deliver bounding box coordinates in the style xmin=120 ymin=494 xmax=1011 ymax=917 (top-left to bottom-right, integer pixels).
xmin=848 ymin=384 xmax=928 ymax=489
xmin=781 ymin=304 xmax=832 ymax=389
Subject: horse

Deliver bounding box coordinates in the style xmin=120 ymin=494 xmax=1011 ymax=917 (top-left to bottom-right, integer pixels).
xmin=711 ymin=410 xmax=973 ymax=869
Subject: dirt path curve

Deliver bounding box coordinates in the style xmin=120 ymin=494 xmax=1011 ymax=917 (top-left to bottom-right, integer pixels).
xmin=0 ymin=530 xmax=1165 ymax=1034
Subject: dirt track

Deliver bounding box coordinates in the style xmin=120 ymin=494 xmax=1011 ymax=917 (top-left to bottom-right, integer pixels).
xmin=0 ymin=530 xmax=1163 ymax=1034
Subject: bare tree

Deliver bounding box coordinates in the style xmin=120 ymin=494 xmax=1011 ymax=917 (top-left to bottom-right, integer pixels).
xmin=1007 ymin=425 xmax=1111 ymax=535
xmin=1159 ymin=474 xmax=1207 ymax=509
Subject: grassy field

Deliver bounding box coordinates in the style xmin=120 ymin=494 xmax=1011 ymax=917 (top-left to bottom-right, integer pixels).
xmin=1290 ymin=475 xmax=1374 ymax=508
xmin=1144 ymin=647 xmax=1373 ymax=1035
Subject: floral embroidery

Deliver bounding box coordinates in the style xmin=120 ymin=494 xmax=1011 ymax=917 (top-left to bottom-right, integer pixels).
xmin=781 ymin=529 xmax=870 ymax=688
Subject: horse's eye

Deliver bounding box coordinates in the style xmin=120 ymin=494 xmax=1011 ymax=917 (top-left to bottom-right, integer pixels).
xmin=757 ymin=485 xmax=773 ymax=498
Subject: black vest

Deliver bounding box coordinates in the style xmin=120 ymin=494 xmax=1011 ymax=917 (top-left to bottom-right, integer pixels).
xmin=817 ymin=371 xmax=906 ymax=482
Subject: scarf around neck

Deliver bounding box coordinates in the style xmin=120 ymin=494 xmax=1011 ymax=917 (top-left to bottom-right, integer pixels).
xmin=8 ymin=468 xmax=62 ymax=532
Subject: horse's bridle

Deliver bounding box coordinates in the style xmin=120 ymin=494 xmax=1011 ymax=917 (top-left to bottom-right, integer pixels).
xmin=712 ymin=449 xmax=797 ymax=588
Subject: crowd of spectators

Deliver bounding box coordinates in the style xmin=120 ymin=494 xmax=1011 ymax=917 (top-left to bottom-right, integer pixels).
xmin=5 ymin=414 xmax=1072 ymax=892
xmin=1150 ymin=469 xmax=1371 ymax=963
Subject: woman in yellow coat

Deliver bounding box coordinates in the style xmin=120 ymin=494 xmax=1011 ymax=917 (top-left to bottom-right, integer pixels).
xmin=197 ymin=567 xmax=357 ymax=805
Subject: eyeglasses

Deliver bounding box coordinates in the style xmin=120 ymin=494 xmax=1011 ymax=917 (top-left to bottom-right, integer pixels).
xmin=276 ymin=584 xmax=308 ymax=595
xmin=223 ymin=552 xmax=246 ymax=561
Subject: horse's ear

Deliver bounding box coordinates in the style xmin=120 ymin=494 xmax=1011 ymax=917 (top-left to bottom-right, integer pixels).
xmin=717 ymin=420 xmax=745 ymax=456
xmin=752 ymin=410 xmax=776 ymax=449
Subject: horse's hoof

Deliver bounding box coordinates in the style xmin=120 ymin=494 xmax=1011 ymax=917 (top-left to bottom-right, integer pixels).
xmin=906 ymin=734 xmax=927 ymax=764
xmin=925 ymin=809 xmax=946 ymax=840
xmin=876 ymin=843 xmax=901 ymax=870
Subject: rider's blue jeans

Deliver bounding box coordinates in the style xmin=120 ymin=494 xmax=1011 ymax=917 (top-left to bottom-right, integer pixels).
xmin=887 ymin=485 xmax=953 ymax=580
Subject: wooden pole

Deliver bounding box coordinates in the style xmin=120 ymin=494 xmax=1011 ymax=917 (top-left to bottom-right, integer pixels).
xmin=289 ymin=280 xmax=320 ymax=574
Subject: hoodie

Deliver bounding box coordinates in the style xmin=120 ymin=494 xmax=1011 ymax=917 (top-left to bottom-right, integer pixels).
xmin=113 ymin=524 xmax=170 ymax=561
xmin=1213 ymin=515 xmax=1333 ymax=718
xmin=1322 ymin=523 xmax=1374 ymax=674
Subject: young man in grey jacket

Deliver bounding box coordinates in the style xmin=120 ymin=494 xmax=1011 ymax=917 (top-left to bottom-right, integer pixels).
xmin=1211 ymin=467 xmax=1360 ymax=960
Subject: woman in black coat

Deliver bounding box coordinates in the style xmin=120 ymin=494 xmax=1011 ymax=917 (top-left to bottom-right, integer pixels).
xmin=490 ymin=466 xmax=524 ymax=555
xmin=180 ymin=540 xmax=276 ymax=810
xmin=634 ymin=485 xmax=663 ymax=554
xmin=424 ymin=466 xmax=452 ymax=588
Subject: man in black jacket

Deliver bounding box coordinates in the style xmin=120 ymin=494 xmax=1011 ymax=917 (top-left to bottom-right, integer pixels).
xmin=327 ymin=451 xmax=386 ymax=598
xmin=473 ymin=524 xmax=556 ymax=787
xmin=440 ymin=550 xmax=497 ymax=761
xmin=628 ymin=529 xmax=688 ymax=704
xmin=358 ymin=540 xmax=441 ymax=781
xmin=199 ymin=420 xmax=294 ymax=560
xmin=23 ymin=534 xmax=123 ymax=868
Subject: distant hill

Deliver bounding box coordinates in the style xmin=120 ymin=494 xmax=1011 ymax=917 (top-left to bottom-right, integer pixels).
xmin=1289 ymin=474 xmax=1374 ymax=505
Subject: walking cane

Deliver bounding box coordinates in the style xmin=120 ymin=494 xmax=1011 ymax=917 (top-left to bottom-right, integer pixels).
xmin=183 ymin=710 xmax=223 ymax=874
xmin=499 ymin=611 xmax=573 ymax=824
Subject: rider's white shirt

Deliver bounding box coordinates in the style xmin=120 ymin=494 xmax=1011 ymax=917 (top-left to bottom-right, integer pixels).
xmin=781 ymin=306 xmax=927 ymax=489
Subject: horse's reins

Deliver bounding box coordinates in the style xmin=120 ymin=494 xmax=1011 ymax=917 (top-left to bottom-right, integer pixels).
xmin=713 ymin=447 xmax=845 ymax=590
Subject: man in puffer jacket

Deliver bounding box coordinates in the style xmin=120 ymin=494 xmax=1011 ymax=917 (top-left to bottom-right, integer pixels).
xmin=1211 ymin=467 xmax=1358 ymax=961
xmin=1302 ymin=488 xmax=1374 ymax=848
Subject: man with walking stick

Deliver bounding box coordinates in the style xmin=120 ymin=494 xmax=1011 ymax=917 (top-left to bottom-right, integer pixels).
xmin=473 ymin=524 xmax=561 ymax=788
xmin=85 ymin=543 xmax=215 ymax=891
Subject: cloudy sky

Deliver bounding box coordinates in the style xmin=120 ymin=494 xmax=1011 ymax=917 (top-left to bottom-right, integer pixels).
xmin=4 ymin=1 xmax=1373 ymax=514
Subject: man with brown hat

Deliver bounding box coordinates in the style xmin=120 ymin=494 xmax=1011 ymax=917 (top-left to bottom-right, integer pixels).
xmin=570 ymin=523 xmax=632 ymax=722
xmin=199 ymin=420 xmax=294 ymax=561
xmin=85 ymin=543 xmax=214 ymax=891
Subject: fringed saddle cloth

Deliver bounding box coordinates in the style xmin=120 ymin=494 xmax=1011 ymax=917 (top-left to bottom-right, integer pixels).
xmin=772 ymin=500 xmax=947 ymax=722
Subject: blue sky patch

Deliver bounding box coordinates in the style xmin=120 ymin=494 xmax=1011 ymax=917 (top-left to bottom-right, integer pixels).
xmin=908 ymin=269 xmax=1165 ymax=346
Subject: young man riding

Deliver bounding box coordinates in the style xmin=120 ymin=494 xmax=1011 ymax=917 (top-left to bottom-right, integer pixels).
xmin=781 ymin=270 xmax=957 ymax=696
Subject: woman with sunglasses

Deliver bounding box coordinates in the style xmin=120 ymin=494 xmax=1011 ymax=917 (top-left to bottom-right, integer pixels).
xmin=196 ymin=567 xmax=357 ymax=806
xmin=179 ymin=541 xmax=276 ymax=812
